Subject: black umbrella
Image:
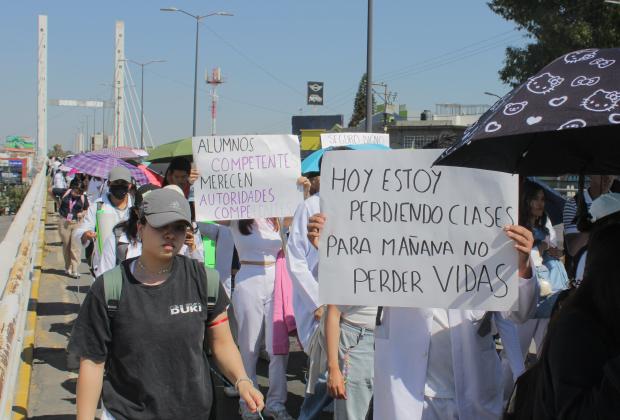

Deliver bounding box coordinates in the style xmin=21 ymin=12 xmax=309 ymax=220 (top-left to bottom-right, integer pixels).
xmin=434 ymin=48 xmax=620 ymax=175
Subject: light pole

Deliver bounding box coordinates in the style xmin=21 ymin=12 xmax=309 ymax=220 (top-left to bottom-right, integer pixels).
xmin=365 ymin=0 xmax=373 ymax=132
xmin=161 ymin=7 xmax=233 ymax=137
xmin=125 ymin=59 xmax=166 ymax=149
xmin=484 ymin=91 xmax=503 ymax=100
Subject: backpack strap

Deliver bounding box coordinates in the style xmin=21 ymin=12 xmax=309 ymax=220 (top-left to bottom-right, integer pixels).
xmin=204 ymin=267 xmax=220 ymax=313
xmin=112 ymin=227 xmax=129 ymax=265
xmin=103 ymin=265 xmax=123 ymax=318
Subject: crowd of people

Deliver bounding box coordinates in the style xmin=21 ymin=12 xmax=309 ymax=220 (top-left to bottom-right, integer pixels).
xmin=46 ymin=155 xmax=620 ymax=420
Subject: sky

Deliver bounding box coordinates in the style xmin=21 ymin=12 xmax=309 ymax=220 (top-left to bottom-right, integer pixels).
xmin=0 ymin=1 xmax=528 ymax=152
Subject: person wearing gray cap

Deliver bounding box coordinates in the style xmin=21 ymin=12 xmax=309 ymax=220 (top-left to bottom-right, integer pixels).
xmin=69 ymin=188 xmax=265 ymax=420
xmin=73 ymin=166 xmax=135 ymax=278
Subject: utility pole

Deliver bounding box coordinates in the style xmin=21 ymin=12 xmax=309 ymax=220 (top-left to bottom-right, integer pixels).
xmin=372 ymin=82 xmax=397 ymax=132
xmin=365 ymin=0 xmax=373 ymax=133
xmin=124 ymin=59 xmax=166 ymax=150
xmin=206 ymin=67 xmax=224 ymax=135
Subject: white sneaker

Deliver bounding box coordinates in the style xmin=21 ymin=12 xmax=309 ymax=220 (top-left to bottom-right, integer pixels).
xmin=263 ymin=405 xmax=295 ymax=420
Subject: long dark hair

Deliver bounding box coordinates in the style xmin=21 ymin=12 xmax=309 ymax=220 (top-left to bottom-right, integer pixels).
xmin=237 ymin=218 xmax=280 ymax=236
xmin=519 ymin=180 xmax=548 ymax=232
xmin=113 ymin=184 xmax=159 ymax=242
xmin=162 ymin=157 xmax=191 ymax=187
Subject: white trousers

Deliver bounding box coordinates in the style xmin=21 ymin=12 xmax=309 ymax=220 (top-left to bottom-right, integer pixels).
xmin=232 ymin=264 xmax=288 ymax=409
xmin=517 ymin=318 xmax=549 ymax=357
xmin=421 ymin=397 xmax=458 ymax=420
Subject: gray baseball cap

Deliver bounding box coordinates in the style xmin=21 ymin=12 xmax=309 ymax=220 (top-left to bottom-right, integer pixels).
xmin=108 ymin=166 xmax=132 ymax=183
xmin=141 ymin=188 xmax=191 ymax=228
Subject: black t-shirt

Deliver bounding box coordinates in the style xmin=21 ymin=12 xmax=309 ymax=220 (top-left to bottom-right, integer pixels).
xmin=58 ymin=192 xmax=89 ymax=220
xmin=69 ymin=255 xmax=229 ymax=420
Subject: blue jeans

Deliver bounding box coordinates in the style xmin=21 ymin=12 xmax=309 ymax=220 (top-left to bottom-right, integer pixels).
xmin=299 ymin=371 xmax=333 ymax=420
xmin=334 ymin=321 xmax=374 ymax=420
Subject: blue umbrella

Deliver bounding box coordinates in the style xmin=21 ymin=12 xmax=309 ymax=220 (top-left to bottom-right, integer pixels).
xmin=301 ymin=144 xmax=390 ymax=174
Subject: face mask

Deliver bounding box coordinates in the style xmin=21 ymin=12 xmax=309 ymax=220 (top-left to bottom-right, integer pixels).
xmin=109 ymin=185 xmax=129 ymax=200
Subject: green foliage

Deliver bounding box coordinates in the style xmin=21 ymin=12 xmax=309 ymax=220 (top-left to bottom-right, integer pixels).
xmin=48 ymin=144 xmax=69 ymax=159
xmin=348 ymin=73 xmax=376 ymax=128
xmin=0 ymin=184 xmax=30 ymax=214
xmin=489 ymin=0 xmax=620 ymax=87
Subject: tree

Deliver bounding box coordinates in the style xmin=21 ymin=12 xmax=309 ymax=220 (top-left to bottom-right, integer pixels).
xmin=488 ymin=0 xmax=620 ymax=87
xmin=48 ymin=144 xmax=67 ymax=159
xmin=348 ymin=73 xmax=376 ymax=128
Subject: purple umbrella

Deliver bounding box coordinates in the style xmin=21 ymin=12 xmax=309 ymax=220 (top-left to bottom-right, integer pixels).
xmin=92 ymin=147 xmax=148 ymax=160
xmin=64 ymin=153 xmax=148 ymax=184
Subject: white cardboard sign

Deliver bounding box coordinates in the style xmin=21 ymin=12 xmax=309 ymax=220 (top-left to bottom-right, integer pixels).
xmin=192 ymin=135 xmax=303 ymax=220
xmin=319 ymin=149 xmax=520 ymax=311
xmin=320 ymin=132 xmax=389 ymax=148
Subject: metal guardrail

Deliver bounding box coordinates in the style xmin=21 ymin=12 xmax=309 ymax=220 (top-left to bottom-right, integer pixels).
xmin=0 ymin=168 xmax=47 ymax=415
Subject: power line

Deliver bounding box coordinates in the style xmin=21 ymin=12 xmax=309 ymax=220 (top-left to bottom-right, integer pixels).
xmin=204 ymin=26 xmax=306 ymax=98
xmin=148 ymin=69 xmax=292 ymax=115
xmin=320 ymin=30 xmax=523 ymax=112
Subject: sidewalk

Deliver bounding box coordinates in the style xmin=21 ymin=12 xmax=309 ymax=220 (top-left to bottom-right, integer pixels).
xmin=23 ymin=202 xmax=331 ymax=419
xmin=26 ymin=203 xmax=93 ymax=420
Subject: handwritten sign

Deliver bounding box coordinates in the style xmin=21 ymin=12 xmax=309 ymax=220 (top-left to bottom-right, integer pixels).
xmin=192 ymin=135 xmax=303 ymax=220
xmin=319 ymin=149 xmax=519 ymax=311
xmin=320 ymin=132 xmax=389 ymax=149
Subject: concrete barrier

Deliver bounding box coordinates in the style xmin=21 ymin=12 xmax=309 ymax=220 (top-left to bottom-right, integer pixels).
xmin=0 ymin=169 xmax=47 ymax=416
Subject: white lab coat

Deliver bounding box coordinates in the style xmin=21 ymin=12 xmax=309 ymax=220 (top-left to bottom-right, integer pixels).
xmin=73 ymin=193 xmax=134 ymax=276
xmin=286 ymin=194 xmax=320 ymax=351
xmin=373 ymin=275 xmax=538 ymax=420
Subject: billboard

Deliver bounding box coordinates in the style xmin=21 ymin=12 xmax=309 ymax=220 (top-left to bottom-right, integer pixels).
xmin=291 ymin=115 xmax=344 ymax=136
xmin=5 ymin=135 xmax=34 ymax=149
xmin=307 ymin=81 xmax=324 ymax=105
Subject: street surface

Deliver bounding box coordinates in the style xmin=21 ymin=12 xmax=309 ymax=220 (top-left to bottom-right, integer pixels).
xmin=0 ymin=215 xmax=15 ymax=242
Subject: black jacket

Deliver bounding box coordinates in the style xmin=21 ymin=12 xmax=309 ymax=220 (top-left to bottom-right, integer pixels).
xmin=532 ymin=308 xmax=620 ymax=419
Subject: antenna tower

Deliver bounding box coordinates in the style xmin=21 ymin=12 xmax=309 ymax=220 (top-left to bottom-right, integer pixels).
xmin=206 ymin=68 xmax=224 ymax=135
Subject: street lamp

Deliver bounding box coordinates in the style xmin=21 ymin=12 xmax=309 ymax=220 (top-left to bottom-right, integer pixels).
xmin=366 ymin=0 xmax=373 ymax=133
xmin=161 ymin=7 xmax=233 ymax=137
xmin=124 ymin=59 xmax=166 ymax=149
xmin=484 ymin=91 xmax=503 ymax=100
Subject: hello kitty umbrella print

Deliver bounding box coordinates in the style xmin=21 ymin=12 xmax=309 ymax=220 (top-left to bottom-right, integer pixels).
xmin=433 ymin=48 xmax=620 ymax=175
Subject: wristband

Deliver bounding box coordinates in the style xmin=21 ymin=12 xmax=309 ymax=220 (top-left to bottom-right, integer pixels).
xmin=234 ymin=377 xmax=253 ymax=391
xmin=207 ymin=316 xmax=229 ymax=328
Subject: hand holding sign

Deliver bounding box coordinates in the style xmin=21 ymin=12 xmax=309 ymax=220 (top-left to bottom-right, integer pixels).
xmin=318 ymin=149 xmax=520 ymax=311
xmin=307 ymin=213 xmax=326 ymax=249
xmin=503 ymin=225 xmax=534 ymax=278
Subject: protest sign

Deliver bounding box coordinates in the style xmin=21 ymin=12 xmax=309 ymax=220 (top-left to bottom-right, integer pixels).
xmin=319 ymin=149 xmax=519 ymax=311
xmin=192 ymin=135 xmax=303 ymax=221
xmin=320 ymin=132 xmax=389 ymax=148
